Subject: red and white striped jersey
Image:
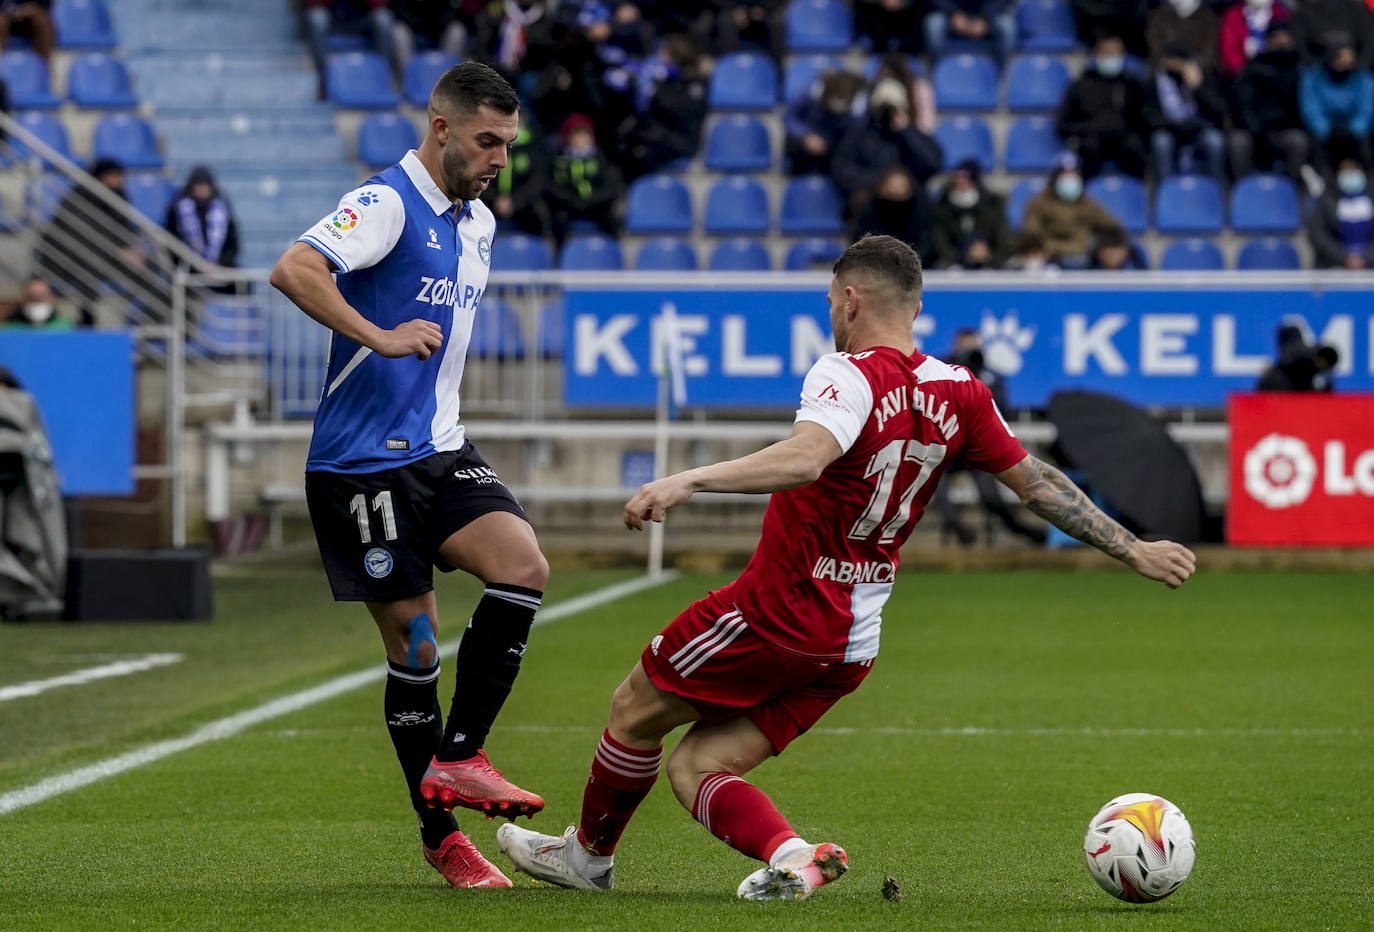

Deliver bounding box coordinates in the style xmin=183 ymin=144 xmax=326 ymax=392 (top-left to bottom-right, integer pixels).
xmin=723 ymin=345 xmax=1027 ymax=662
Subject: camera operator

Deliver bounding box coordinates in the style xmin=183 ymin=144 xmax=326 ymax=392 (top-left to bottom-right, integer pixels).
xmin=1257 ymin=323 xmax=1339 ymax=392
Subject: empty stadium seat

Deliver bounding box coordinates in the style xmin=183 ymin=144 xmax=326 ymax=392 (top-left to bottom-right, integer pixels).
xmin=1160 ymin=238 xmax=1225 ymax=271
xmin=704 ymin=115 xmax=772 ymax=172
xmin=784 ymin=236 xmax=843 ymax=270
xmin=862 ymin=54 xmax=926 ymax=79
xmin=12 ymin=111 xmax=73 ymax=164
xmin=1230 ymin=173 xmax=1300 ymax=234
xmin=53 ymin=0 xmax=116 ymax=50
xmin=1016 ymin=0 xmax=1077 ymax=52
xmin=559 ymin=234 xmax=623 ymax=270
xmin=1237 ymin=237 xmax=1301 ymax=270
xmin=357 ymin=113 xmax=418 ymax=169
xmin=1005 ymin=55 xmax=1070 ymax=112
xmin=783 ymin=54 xmax=844 ymax=103
xmin=779 ymin=174 xmax=843 ymax=234
xmin=1005 ymin=115 xmax=1063 ymax=173
xmin=636 ymin=237 xmax=698 ymax=270
xmin=932 ymin=53 xmax=999 ymax=111
xmin=2 ymin=50 xmax=61 ymax=108
xmin=1086 ymin=174 xmax=1148 ymax=234
xmin=705 ymin=176 xmax=770 ymax=234
xmin=709 ymin=53 xmax=778 ymax=110
xmin=93 ymin=113 xmax=163 ymax=169
xmin=67 ymin=53 xmax=138 ymax=107
xmin=935 ymin=117 xmax=995 ymax=171
xmin=403 ymin=50 xmax=460 ymax=107
xmin=1155 ymin=174 xmax=1223 ymax=234
xmin=326 ymin=51 xmax=400 ymax=109
xmin=709 ymin=237 xmax=772 ymax=271
xmin=469 ymin=299 xmax=526 ymax=358
xmin=126 ymin=173 xmax=176 ymax=223
xmin=1005 ymin=176 xmax=1045 ymax=229
xmin=490 ymin=233 xmax=552 ymax=271
xmin=785 ymin=0 xmax=853 ymax=52
xmin=625 ymin=174 xmax=693 ymax=234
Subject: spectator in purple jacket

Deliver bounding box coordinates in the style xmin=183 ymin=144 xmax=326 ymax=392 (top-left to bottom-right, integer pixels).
xmin=924 ymin=0 xmax=1015 ymax=64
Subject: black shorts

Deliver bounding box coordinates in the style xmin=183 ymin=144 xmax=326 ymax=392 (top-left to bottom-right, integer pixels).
xmin=304 ymin=443 xmax=530 ymax=602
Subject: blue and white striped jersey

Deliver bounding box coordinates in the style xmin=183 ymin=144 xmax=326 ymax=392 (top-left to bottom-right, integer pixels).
xmin=298 ymin=150 xmax=496 ymax=474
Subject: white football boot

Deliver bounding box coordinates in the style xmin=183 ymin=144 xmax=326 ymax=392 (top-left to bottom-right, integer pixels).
xmin=736 ymin=842 xmax=849 ymax=900
xmin=496 ymin=823 xmax=614 ymax=890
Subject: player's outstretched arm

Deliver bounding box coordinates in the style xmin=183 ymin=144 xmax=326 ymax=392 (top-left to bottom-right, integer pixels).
xmin=624 ymin=422 xmax=842 ymax=530
xmin=993 ymin=454 xmax=1197 ymax=589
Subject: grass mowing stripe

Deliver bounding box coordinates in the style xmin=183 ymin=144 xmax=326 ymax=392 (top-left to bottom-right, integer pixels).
xmin=0 ymin=571 xmax=677 ymax=817
xmin=0 ymin=653 xmax=185 ymax=702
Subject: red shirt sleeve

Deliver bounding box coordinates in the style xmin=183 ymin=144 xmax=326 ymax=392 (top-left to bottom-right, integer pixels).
xmin=959 ymin=378 xmax=1028 ymax=474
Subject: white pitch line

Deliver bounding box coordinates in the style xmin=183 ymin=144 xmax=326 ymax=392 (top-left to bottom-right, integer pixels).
xmin=0 ymin=653 xmax=185 ymax=703
xmin=0 ymin=572 xmax=678 ymax=817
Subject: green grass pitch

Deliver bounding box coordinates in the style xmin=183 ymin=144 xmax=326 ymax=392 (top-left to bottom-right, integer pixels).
xmin=0 ymin=565 xmax=1370 ymax=929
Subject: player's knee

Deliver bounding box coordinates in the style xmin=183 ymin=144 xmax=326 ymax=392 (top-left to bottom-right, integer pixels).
xmin=665 ymin=742 xmax=713 ymax=807
xmin=404 ymin=612 xmax=439 ymax=668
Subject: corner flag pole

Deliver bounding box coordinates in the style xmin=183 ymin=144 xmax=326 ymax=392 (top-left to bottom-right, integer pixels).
xmin=648 ymin=302 xmax=688 ymax=578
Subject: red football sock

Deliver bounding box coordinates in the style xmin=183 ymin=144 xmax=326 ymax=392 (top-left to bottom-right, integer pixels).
xmin=576 ymin=730 xmax=662 ymax=856
xmin=692 ymin=772 xmax=799 ymax=863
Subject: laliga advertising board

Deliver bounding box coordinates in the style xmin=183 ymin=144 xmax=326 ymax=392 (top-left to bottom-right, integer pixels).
xmin=1229 ymin=394 xmax=1374 ymax=546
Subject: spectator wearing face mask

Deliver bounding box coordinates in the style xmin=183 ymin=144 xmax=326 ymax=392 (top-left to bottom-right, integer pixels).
xmin=1056 ymin=33 xmax=1155 ymax=179
xmin=849 ymin=166 xmax=933 ymax=257
xmin=1231 ymin=22 xmax=1309 ymax=181
xmin=1 ymin=276 xmax=74 ymax=330
xmin=1019 ymin=155 xmax=1127 ymax=266
xmin=1308 ymin=157 xmax=1374 ymax=269
xmin=783 ymin=71 xmax=865 ymax=176
xmin=1300 ymin=35 xmax=1374 ymax=170
xmin=869 ymin=51 xmax=937 ymax=136
xmin=165 ymin=166 xmax=239 ymax=269
xmin=1219 ymin=0 xmax=1292 ymax=77
xmin=831 ymin=77 xmax=943 ymax=213
xmin=1294 ymin=0 xmax=1374 ymax=71
xmin=1150 ymin=44 xmax=1228 ymax=183
xmin=1145 ymin=0 xmax=1219 ymax=72
xmin=930 ymin=159 xmax=1012 ymax=269
xmin=545 ymin=113 xmax=624 ymax=248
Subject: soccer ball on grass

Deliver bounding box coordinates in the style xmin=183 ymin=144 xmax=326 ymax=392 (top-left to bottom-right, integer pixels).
xmin=1083 ymin=793 xmax=1195 ymax=902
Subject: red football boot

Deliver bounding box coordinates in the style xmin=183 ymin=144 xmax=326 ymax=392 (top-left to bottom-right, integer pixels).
xmin=419 ymin=750 xmax=545 ymax=820
xmin=423 ymin=830 xmax=513 ymax=888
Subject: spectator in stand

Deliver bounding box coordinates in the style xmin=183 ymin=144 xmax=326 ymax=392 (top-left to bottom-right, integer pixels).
xmin=0 ymin=0 xmax=54 ymax=61
xmin=1308 ymin=157 xmax=1374 ymax=269
xmin=472 ymin=0 xmax=557 ymax=88
xmin=165 ymin=166 xmax=239 ymax=269
xmin=849 ymin=166 xmax=933 ymax=257
xmin=868 ymin=51 xmax=936 ymax=136
xmin=924 ymin=0 xmax=1016 ymax=64
xmin=304 ymin=0 xmax=398 ymax=86
xmin=831 ymin=77 xmax=943 ymax=214
xmin=530 ymin=8 xmax=617 ymax=139
xmin=1150 ymin=43 xmax=1228 ymax=183
xmin=1004 ymin=230 xmax=1058 ymax=271
xmin=481 ymin=124 xmax=551 ymax=237
xmin=1088 ymin=226 xmax=1147 ymax=269
xmin=0 ymin=276 xmax=75 ymax=330
xmin=1070 ymin=0 xmax=1149 ymax=57
xmin=1219 ymin=0 xmax=1291 ymax=78
xmin=1300 ymin=34 xmax=1374 ymax=170
xmin=712 ymin=0 xmax=784 ymax=59
xmin=1056 ymin=33 xmax=1154 ymax=179
xmin=1294 ymin=0 xmax=1374 ymax=70
xmin=1145 ymin=0 xmax=1219 ymax=71
xmin=854 ymin=0 xmax=924 ymax=55
xmin=1019 ymin=154 xmax=1126 ymax=266
xmin=783 ymin=70 xmax=865 ymax=176
xmin=545 ymin=114 xmax=624 ymax=248
xmin=390 ymin=0 xmax=470 ymax=73
xmin=1230 ymin=22 xmax=1309 ymax=181
xmin=616 ymin=34 xmax=708 ymax=180
xmin=930 ymin=158 xmax=1013 ymax=269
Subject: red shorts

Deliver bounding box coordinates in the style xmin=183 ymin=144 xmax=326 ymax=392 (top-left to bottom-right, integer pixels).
xmin=640 ymin=589 xmax=873 ymax=754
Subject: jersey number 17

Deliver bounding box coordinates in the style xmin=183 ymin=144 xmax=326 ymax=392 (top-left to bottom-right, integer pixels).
xmin=850 ymin=439 xmax=947 ymax=544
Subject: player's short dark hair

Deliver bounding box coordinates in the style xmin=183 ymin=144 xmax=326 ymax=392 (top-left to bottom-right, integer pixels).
xmin=430 ymin=61 xmax=519 ymax=116
xmin=833 ymin=234 xmax=923 ymax=298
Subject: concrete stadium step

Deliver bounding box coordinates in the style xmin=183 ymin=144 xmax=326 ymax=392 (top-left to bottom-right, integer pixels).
xmin=135 ymin=72 xmax=320 ymax=107
xmin=163 ymin=134 xmax=346 ymax=165
xmin=155 ymin=112 xmax=339 ymax=139
xmin=116 ymin=15 xmax=299 ymax=53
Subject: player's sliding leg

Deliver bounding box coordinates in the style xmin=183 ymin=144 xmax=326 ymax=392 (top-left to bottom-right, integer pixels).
xmin=367 ymin=595 xmax=511 ymax=888
xmin=420 ymin=512 xmax=548 ymax=820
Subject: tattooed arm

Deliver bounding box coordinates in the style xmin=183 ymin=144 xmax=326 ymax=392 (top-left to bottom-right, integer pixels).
xmin=994 ymin=454 xmax=1197 ymax=589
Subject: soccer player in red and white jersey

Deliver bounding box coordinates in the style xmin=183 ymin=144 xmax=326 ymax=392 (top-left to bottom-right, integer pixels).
xmin=497 ymin=235 xmax=1197 ymax=899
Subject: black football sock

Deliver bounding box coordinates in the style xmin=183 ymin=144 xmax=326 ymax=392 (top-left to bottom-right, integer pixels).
xmin=384 ymin=659 xmax=458 ymax=849
xmin=436 ymin=583 xmax=541 ymax=762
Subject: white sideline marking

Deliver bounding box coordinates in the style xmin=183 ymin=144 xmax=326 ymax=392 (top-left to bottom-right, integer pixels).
xmin=0 ymin=653 xmax=185 ymax=703
xmin=0 ymin=572 xmax=678 ymax=817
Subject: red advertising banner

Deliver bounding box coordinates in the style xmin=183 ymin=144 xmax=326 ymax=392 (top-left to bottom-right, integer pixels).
xmin=1229 ymin=394 xmax=1374 ymax=546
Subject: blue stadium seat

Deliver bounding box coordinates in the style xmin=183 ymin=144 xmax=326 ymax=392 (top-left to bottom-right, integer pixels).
xmin=1006 ymin=176 xmax=1045 ymax=229
xmin=404 ymin=50 xmax=460 ymax=108
xmin=709 ymin=238 xmax=772 ymax=271
xmin=1237 ymin=237 xmax=1301 ymax=270
xmin=53 ymin=0 xmax=116 ymax=50
xmin=784 ymin=0 xmax=853 ymax=52
xmin=490 ymin=233 xmax=552 ymax=271
xmin=862 ymin=54 xmax=926 ymax=80
xmin=784 ymin=236 xmax=843 ymax=270
xmin=783 ymin=54 xmax=844 ymax=103
xmin=935 ymin=117 xmax=995 ymax=171
xmin=705 ymin=176 xmax=770 ymax=234
xmin=932 ymin=53 xmax=999 ymax=111
xmin=2 ymin=50 xmax=61 ymax=108
xmin=559 ymin=234 xmax=624 ymax=270
xmin=780 ymin=174 xmax=844 ymax=234
xmin=357 ymin=113 xmax=419 ymax=169
xmin=12 ymin=111 xmax=72 ymax=164
xmin=126 ymin=173 xmax=176 ymax=223
xmin=92 ymin=113 xmax=163 ymax=170
xmin=1155 ymin=174 xmax=1223 ymax=234
xmin=1160 ymin=238 xmax=1225 ymax=271
xmin=326 ymin=51 xmax=400 ymax=109
xmin=1005 ymin=116 xmax=1063 ymax=173
xmin=196 ymin=300 xmax=265 ymax=358
xmin=704 ymin=115 xmax=772 ymax=172
xmin=635 ymin=237 xmax=698 ymax=271
xmin=625 ymin=173 xmax=693 ymax=234
xmin=709 ymin=52 xmax=777 ymax=110
xmin=67 ymin=53 xmax=138 ymax=107
xmin=1016 ymin=0 xmax=1077 ymax=52
xmin=1086 ymin=174 xmax=1148 ymax=234
xmin=1005 ymin=55 xmax=1070 ymax=112
xmin=469 ymin=299 xmax=526 ymax=359
xmin=1231 ymin=173 xmax=1300 ymax=234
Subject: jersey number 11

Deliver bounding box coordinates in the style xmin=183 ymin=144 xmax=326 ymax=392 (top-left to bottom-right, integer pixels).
xmin=350 ymin=490 xmax=398 ymax=543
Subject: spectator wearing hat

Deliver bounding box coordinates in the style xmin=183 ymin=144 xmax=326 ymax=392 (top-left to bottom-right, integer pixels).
xmin=1219 ymin=0 xmax=1291 ymax=77
xmin=1019 ymin=154 xmax=1126 ymax=266
xmin=165 ymin=166 xmax=239 ymax=269
xmin=1230 ymin=22 xmax=1309 ymax=181
xmin=930 ymin=159 xmax=1013 ymax=269
xmin=1149 ymin=42 xmax=1228 ymax=183
xmin=545 ymin=114 xmax=624 ymax=248
xmin=1145 ymin=0 xmax=1219 ymax=72
xmin=1299 ymin=34 xmax=1374 ymax=170
xmin=868 ymin=51 xmax=937 ymax=136
xmin=831 ymin=77 xmax=943 ymax=213
xmin=1056 ymin=33 xmax=1155 ymax=179
xmin=849 ymin=166 xmax=933 ymax=258
xmin=1308 ymin=157 xmax=1374 ymax=269
xmin=783 ymin=70 xmax=865 ymax=176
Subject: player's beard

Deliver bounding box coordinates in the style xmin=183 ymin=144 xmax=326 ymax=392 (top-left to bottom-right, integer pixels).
xmin=440 ymin=145 xmax=487 ymax=202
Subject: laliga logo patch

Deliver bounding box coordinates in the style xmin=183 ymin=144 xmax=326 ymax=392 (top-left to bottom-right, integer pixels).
xmin=478 ymin=236 xmax=491 ymax=264
xmin=331 ymin=206 xmax=360 ymax=234
xmin=1244 ymin=433 xmax=1316 ymax=509
xmin=364 ymin=547 xmax=394 ymax=579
